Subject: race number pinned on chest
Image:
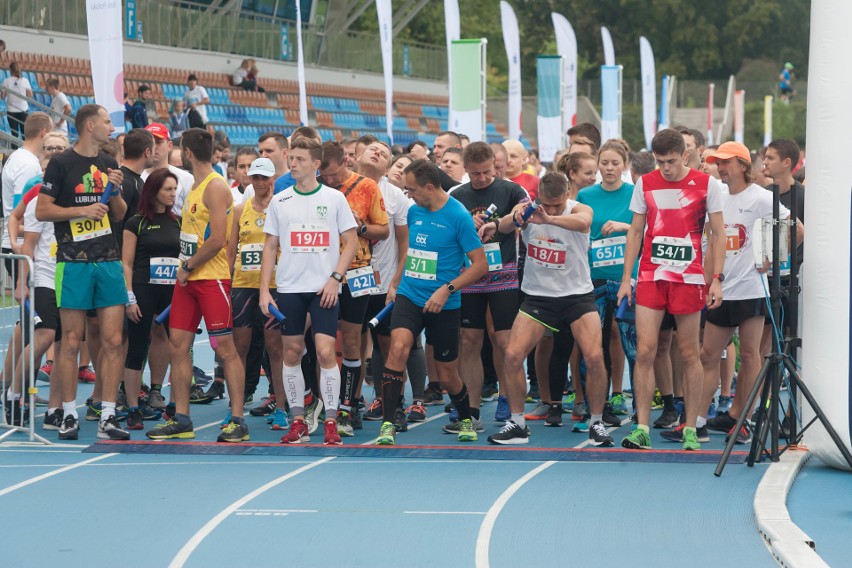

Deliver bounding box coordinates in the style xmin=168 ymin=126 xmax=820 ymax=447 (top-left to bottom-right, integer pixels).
xmin=483 ymin=242 xmax=503 ymax=271
xmin=149 ymin=257 xmax=179 ymax=285
xmin=528 ymin=239 xmax=567 ymax=269
xmin=650 ymin=236 xmax=694 ymax=267
xmin=405 ymin=248 xmax=438 ymax=280
xmin=591 ymin=236 xmax=626 ymax=268
xmin=179 ymin=232 xmax=198 ymax=260
xmin=70 ymin=216 xmax=111 ymax=242
xmin=290 ymin=224 xmax=330 ymax=253
xmin=345 ymin=266 xmax=379 ymax=297
xmin=725 ymin=226 xmax=742 ymax=258
xmin=240 ymin=243 xmax=263 ymax=271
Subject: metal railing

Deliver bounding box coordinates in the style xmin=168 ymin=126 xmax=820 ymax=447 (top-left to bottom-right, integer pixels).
xmin=0 ymin=83 xmax=75 ymax=126
xmin=0 ymin=0 xmax=448 ymax=81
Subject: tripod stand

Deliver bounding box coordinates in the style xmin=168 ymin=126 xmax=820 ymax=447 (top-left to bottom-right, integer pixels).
xmin=715 ymin=180 xmax=852 ymax=476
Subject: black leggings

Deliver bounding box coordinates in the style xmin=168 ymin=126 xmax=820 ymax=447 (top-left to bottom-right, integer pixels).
xmin=548 ymin=329 xmax=575 ymax=402
xmin=7 ymin=111 xmax=27 ymax=143
xmin=125 ymin=283 xmax=173 ymax=370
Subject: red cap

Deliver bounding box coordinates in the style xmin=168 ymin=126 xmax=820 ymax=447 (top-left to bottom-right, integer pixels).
xmin=145 ymin=123 xmax=170 ymax=141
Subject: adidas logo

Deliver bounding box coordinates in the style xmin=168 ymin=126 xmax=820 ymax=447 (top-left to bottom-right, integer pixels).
xmin=688 ymin=180 xmax=696 ymax=186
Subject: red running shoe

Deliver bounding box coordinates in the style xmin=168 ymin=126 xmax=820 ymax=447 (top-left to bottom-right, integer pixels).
xmin=280 ymin=419 xmax=310 ymax=444
xmin=78 ymin=366 xmax=96 ymax=383
xmin=323 ymin=419 xmax=342 ymax=445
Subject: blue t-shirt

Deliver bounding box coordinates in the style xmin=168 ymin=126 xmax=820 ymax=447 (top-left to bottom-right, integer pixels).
xmin=397 ymin=197 xmax=482 ymax=310
xmin=273 ymin=171 xmax=296 ymax=194
xmin=577 ymin=182 xmax=637 ymax=281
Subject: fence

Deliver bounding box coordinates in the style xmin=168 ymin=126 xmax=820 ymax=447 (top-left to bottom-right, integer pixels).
xmin=0 ymin=251 xmax=50 ymax=444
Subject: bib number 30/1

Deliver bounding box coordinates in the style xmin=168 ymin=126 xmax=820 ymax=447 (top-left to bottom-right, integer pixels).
xmin=70 ymin=216 xmax=111 ymax=242
xmin=650 ymin=236 xmax=694 ymax=267
xmin=404 ymin=248 xmax=438 ymax=280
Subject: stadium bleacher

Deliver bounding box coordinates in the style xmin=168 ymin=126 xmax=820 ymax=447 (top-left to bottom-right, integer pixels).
xmin=0 ymin=50 xmax=509 ymax=146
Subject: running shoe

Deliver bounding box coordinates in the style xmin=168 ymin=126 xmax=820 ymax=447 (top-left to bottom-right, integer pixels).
xmin=651 ymin=389 xmax=664 ymax=410
xmin=562 ymin=392 xmax=575 ymax=412
xmin=524 ymin=401 xmax=549 ymax=421
xmin=571 ymin=401 xmax=587 ymax=422
xmin=337 ymin=410 xmax=355 ymax=437
xmin=707 ymin=411 xmax=738 ymax=433
xmin=205 ymin=380 xmax=226 ymax=401
xmin=393 ymin=406 xmax=408 ymax=432
xmin=85 ymin=399 xmax=128 ymax=422
xmin=58 ymin=415 xmax=79 ymax=440
xmin=726 ymin=421 xmax=753 ymax=445
xmin=406 ymin=402 xmax=427 ymax=423
xmin=481 ymin=384 xmax=498 ymax=402
xmin=621 ymin=428 xmax=652 ymax=450
xmin=249 ymin=395 xmax=277 ymax=417
xmin=682 ymin=427 xmax=701 ymax=451
xmin=422 ymin=384 xmax=444 ymax=406
xmin=192 ymin=366 xmax=213 ymax=387
xmin=376 ymin=421 xmax=396 ymax=445
xmin=78 ymin=366 xmax=96 ymax=383
xmin=707 ymin=401 xmax=718 ymax=420
xmin=98 ymin=416 xmax=131 ymax=440
xmin=39 ymin=359 xmax=53 ymax=377
xmin=487 ymin=421 xmax=529 ymax=445
xmin=447 ymin=403 xmax=459 ymax=422
xmin=269 ymin=408 xmax=289 ymax=430
xmin=545 ymin=404 xmax=562 ymax=427
xmin=43 ymin=409 xmax=63 ymax=431
xmin=525 ymin=383 xmax=540 ymax=403
xmin=126 ymin=408 xmax=144 ymax=430
xmin=589 ymin=421 xmax=614 ymax=447
xmin=244 ymin=394 xmax=254 ymax=404
xmin=602 ymin=403 xmax=621 ymax=427
xmin=146 ymin=419 xmax=195 ymax=440
xmin=218 ymin=421 xmax=250 ymax=443
xmin=717 ymin=395 xmax=733 ymax=414
xmin=280 ymin=419 xmax=310 ymax=444
xmin=351 ymin=407 xmax=363 ymax=430
xmin=363 ymin=399 xmax=384 ymax=421
xmin=610 ymin=393 xmax=629 ymax=415
xmin=323 ymin=420 xmax=342 ymax=445
xmin=140 ymin=403 xmax=162 ymax=421
xmin=443 ymin=416 xmax=484 ymax=433
xmin=456 ymin=418 xmax=478 ymax=442
xmin=572 ymin=416 xmax=590 ymax=433
xmin=494 ymin=395 xmax=510 ymax=422
xmin=4 ymin=399 xmax=25 ymax=425
xmin=189 ymin=385 xmax=213 ymax=404
xmin=304 ymin=395 xmax=323 ymax=434
xmin=146 ymin=389 xmax=167 ymax=411
xmin=660 ymin=423 xmax=710 ymax=443
xmin=116 ymin=387 xmax=128 ymax=412
xmin=219 ymin=408 xmax=232 ymax=428
xmin=653 ymin=407 xmax=680 ymax=429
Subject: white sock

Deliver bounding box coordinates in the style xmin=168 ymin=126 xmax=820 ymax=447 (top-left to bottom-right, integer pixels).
xmin=283 ymin=364 xmax=305 ymax=416
xmin=511 ymin=412 xmax=525 ymax=428
xmin=319 ymin=366 xmax=340 ymax=420
xmin=6 ymin=387 xmax=21 ymax=400
xmin=591 ymin=413 xmax=603 ymax=425
xmin=48 ymin=406 xmax=59 ymax=415
xmin=697 ymin=416 xmax=707 ymax=428
xmin=100 ymin=401 xmax=116 ymax=422
xmin=62 ymin=401 xmax=78 ymax=420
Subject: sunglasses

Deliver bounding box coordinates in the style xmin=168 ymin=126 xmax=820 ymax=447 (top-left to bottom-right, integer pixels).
xmin=44 ymin=146 xmax=67 ymax=152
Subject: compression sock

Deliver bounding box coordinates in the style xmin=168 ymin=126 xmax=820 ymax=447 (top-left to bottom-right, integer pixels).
xmin=381 ymin=369 xmax=404 ymax=423
xmin=449 ymin=384 xmax=472 ymax=421
xmin=284 ymin=365 xmax=305 ymax=418
xmin=319 ymin=366 xmax=340 ymax=421
xmin=662 ymin=394 xmax=675 ymax=411
xmin=340 ymin=359 xmax=361 ymax=412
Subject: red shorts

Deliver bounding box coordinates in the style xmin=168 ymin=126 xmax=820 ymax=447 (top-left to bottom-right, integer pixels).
xmin=635 ymin=280 xmax=705 ymax=315
xmin=170 ymin=279 xmax=233 ymax=336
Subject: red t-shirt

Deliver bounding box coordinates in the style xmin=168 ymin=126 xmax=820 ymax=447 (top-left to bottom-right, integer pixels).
xmin=509 ymin=172 xmax=539 ymax=201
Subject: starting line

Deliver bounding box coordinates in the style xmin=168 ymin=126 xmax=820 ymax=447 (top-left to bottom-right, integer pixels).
xmin=84 ymin=440 xmax=750 ymax=464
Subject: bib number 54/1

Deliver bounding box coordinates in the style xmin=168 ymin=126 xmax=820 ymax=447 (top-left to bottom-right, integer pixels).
xmin=650 ymin=236 xmax=694 ymax=267
xmin=70 ymin=216 xmax=111 ymax=242
xmin=404 ymin=248 xmax=438 ymax=280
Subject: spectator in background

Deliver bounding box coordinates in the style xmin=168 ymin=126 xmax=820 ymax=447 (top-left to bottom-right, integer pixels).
xmin=169 ymin=98 xmax=189 ymax=138
xmin=528 ymin=149 xmax=544 ymax=177
xmin=490 ymin=143 xmax=509 ymax=179
xmin=0 ymin=40 xmax=6 ymax=54
xmin=407 ymin=140 xmax=428 ymax=161
xmin=567 ymin=122 xmax=602 ymax=153
xmin=233 ymin=59 xmax=256 ymax=91
xmin=1 ymin=61 xmax=33 ymax=144
xmin=341 ymin=138 xmax=357 ymax=167
xmin=184 ymin=74 xmax=211 ymax=132
xmin=39 ymin=130 xmax=69 ymax=171
xmin=169 ymin=146 xmax=184 ymax=169
xmin=440 ymin=147 xmax=465 ymax=184
xmin=629 ymin=151 xmax=655 ymax=183
xmin=44 ymin=78 xmax=72 ymax=134
xmin=779 ymin=62 xmax=795 ymax=102
xmin=125 ymin=85 xmax=151 ymax=129
xmin=247 ymin=60 xmax=265 ymax=93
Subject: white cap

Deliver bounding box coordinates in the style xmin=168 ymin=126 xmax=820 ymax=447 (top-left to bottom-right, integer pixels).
xmin=248 ymin=157 xmax=275 ymax=177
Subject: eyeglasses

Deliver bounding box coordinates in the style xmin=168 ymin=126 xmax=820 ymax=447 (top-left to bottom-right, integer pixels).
xmin=44 ymin=146 xmax=67 ymax=152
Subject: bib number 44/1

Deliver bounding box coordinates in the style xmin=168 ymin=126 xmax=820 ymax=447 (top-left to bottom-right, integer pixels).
xmin=149 ymin=257 xmax=179 ymax=285
xmin=650 ymin=236 xmax=694 ymax=267
xmin=70 ymin=216 xmax=111 ymax=242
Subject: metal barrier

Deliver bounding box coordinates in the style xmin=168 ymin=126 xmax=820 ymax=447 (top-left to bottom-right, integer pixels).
xmin=0 ymin=251 xmax=51 ymax=444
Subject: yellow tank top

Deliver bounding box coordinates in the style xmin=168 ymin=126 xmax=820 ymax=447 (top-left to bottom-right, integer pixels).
xmin=232 ymin=198 xmax=272 ymax=288
xmin=180 ymin=171 xmax=233 ymax=281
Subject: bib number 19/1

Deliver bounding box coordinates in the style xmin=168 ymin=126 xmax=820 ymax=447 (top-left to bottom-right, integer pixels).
xmin=70 ymin=216 xmax=111 ymax=242
xmin=290 ymin=224 xmax=330 ymax=253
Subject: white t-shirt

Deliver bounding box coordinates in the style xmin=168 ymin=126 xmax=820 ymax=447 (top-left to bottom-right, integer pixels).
xmin=142 ymin=164 xmax=195 ymax=216
xmin=520 ymin=199 xmax=593 ymax=298
xmin=264 ymin=184 xmax=357 ymax=293
xmin=232 ymin=68 xmax=248 ymax=85
xmin=230 ymin=185 xmax=245 ymax=206
xmin=50 ymin=91 xmax=71 ymax=133
xmin=1 ymin=147 xmax=41 ymax=250
xmin=24 ymin=196 xmax=57 ymax=289
xmin=1 ymin=76 xmax=31 ymax=113
xmin=372 ymin=177 xmax=409 ymax=293
xmin=718 ymin=183 xmax=789 ymax=301
xmin=184 ymin=85 xmax=210 ymax=123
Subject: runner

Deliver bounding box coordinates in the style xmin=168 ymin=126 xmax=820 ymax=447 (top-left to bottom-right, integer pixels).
xmin=376 ymin=159 xmax=487 ymax=446
xmin=617 ymin=128 xmax=726 ymax=451
xmin=487 ymin=173 xmax=612 ymax=446
xmin=36 ymin=104 xmax=128 ymax=441
xmin=258 ymin=137 xmax=359 ymax=445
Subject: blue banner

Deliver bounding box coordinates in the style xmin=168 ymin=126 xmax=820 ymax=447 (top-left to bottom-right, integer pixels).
xmin=126 ymin=0 xmax=137 ymax=40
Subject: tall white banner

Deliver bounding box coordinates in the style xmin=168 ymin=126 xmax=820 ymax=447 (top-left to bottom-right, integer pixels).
xmin=639 ymin=36 xmax=656 ymax=150
xmin=450 ymin=39 xmax=487 ymax=141
xmin=551 ymin=13 xmax=577 ymax=133
xmin=659 ymin=75 xmax=671 ymax=130
xmin=733 ymin=90 xmax=744 ymax=143
xmin=85 ymin=0 xmax=124 ymax=133
xmin=295 ymin=0 xmax=308 ymax=125
xmin=601 ymin=26 xmax=615 ymax=66
xmin=763 ymin=95 xmax=773 ymax=146
xmin=537 ymin=55 xmax=563 ymax=164
xmin=376 ymin=0 xmax=394 ymax=144
xmin=500 ymin=1 xmax=522 ymax=139
xmin=600 ymin=65 xmax=622 ymax=142
xmin=444 ymin=0 xmax=460 ymax=128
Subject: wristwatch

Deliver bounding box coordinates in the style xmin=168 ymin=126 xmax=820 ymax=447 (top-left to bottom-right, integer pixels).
xmin=446 ymin=283 xmax=457 ymax=294
xmin=358 ymin=224 xmax=368 ymax=236
xmin=331 ymin=271 xmax=343 ymax=282
xmin=713 ymin=273 xmax=725 ymax=282
xmin=181 ymin=259 xmax=193 ymax=272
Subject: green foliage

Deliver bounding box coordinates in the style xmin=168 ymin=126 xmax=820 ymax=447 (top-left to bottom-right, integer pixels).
xmin=743 ymin=99 xmax=807 ymax=149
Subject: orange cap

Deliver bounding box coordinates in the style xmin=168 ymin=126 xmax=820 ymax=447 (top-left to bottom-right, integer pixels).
xmin=705 ymin=141 xmax=750 ymax=164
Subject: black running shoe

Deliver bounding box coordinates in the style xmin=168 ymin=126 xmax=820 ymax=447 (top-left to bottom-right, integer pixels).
xmin=589 ymin=421 xmax=614 ymax=447
xmin=249 ymin=395 xmax=277 ymax=417
xmin=43 ymin=409 xmax=64 ymax=431
xmin=4 ymin=399 xmax=25 ymax=425
xmin=393 ymin=405 xmax=408 ymax=433
xmin=422 ymin=383 xmax=444 ymax=406
xmin=707 ymin=411 xmax=737 ymax=433
xmin=545 ymin=403 xmax=563 ymax=427
xmin=205 ymin=380 xmax=226 ymax=401
xmin=660 ymin=423 xmax=710 ymax=443
xmin=98 ymin=415 xmax=131 ymax=440
xmin=189 ymin=385 xmax=213 ymax=404
xmin=726 ymin=421 xmax=753 ymax=445
xmin=653 ymin=407 xmax=680 ymax=429
xmin=602 ymin=403 xmax=621 ymax=427
xmin=58 ymin=415 xmax=79 ymax=440
xmin=217 ymin=420 xmax=250 ymax=443
xmin=350 ymin=407 xmax=363 ymax=430
xmin=146 ymin=419 xmax=195 ymax=440
xmin=487 ymin=421 xmax=529 ymax=445
xmin=126 ymin=408 xmax=144 ymax=430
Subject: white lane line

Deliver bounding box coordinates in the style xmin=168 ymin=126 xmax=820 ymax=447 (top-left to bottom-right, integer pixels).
xmin=169 ymin=456 xmax=334 ymax=568
xmin=236 ymin=509 xmax=317 ymax=514
xmin=475 ymin=461 xmax=555 ymax=568
xmin=405 ymin=511 xmax=486 ymax=515
xmin=0 ymin=453 xmax=116 ymax=498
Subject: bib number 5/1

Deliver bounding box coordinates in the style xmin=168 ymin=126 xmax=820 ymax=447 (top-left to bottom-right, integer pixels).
xmin=70 ymin=216 xmax=111 ymax=242
xmin=650 ymin=236 xmax=694 ymax=267
xmin=404 ymin=248 xmax=438 ymax=280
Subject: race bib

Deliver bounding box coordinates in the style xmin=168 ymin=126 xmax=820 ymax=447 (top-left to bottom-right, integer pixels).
xmin=725 ymin=226 xmax=742 ymax=258
xmin=240 ymin=243 xmax=263 ymax=271
xmin=345 ymin=266 xmax=379 ymax=297
xmin=404 ymin=248 xmax=438 ymax=280
xmin=483 ymin=242 xmax=503 ymax=272
xmin=70 ymin=216 xmax=111 ymax=242
xmin=528 ymin=239 xmax=567 ymax=269
xmin=290 ymin=224 xmax=329 ymax=253
xmin=650 ymin=236 xmax=694 ymax=267
xmin=149 ymin=257 xmax=179 ymax=285
xmin=591 ymin=236 xmax=626 ymax=268
xmin=179 ymin=232 xmax=198 ymax=261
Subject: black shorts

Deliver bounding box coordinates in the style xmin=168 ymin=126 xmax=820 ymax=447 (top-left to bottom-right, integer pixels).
xmin=231 ymin=287 xmax=280 ymax=331
xmin=278 ymin=292 xmax=338 ymax=338
xmin=363 ymin=292 xmax=392 ymax=336
xmin=339 ymin=283 xmax=370 ymax=325
xmin=708 ymin=298 xmax=767 ymax=328
xmin=23 ymin=287 xmax=61 ymax=345
xmin=660 ymin=311 xmax=677 ymax=331
xmin=460 ymin=289 xmax=519 ymax=331
xmin=518 ymin=292 xmax=597 ymax=333
xmin=390 ymin=294 xmax=460 ymax=363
